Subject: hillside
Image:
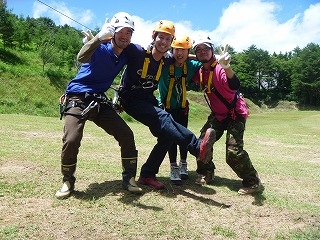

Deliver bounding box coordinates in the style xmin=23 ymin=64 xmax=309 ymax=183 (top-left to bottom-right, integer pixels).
xmin=0 ymin=48 xmax=74 ymax=117
xmin=0 ymin=47 xmax=213 ymax=121
xmin=0 ymin=47 xmax=303 ymax=121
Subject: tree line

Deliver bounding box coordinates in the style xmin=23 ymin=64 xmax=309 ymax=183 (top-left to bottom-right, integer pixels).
xmin=1 ymin=3 xmax=319 ymax=106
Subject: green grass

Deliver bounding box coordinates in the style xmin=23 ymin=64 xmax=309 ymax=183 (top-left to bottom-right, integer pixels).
xmin=1 ymin=46 xmax=320 ymax=240
xmin=0 ymin=48 xmax=75 ymax=117
xmin=0 ymin=111 xmax=319 ymax=240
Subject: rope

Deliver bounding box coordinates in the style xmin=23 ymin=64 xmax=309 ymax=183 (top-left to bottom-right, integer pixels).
xmin=36 ymin=0 xmax=93 ymax=31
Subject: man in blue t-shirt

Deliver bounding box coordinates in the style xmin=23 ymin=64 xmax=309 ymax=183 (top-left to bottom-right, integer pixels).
xmin=56 ymin=12 xmax=143 ymax=199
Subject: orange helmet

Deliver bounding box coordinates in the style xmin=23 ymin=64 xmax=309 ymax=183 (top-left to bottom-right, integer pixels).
xmin=171 ymin=34 xmax=192 ymax=49
xmin=153 ymin=20 xmax=175 ymax=36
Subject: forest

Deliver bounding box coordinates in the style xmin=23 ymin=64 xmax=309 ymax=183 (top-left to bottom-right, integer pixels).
xmin=1 ymin=2 xmax=320 ymax=107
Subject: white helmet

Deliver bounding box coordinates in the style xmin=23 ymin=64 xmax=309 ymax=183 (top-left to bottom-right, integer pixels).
xmin=110 ymin=12 xmax=135 ymax=32
xmin=192 ymin=35 xmax=214 ymax=50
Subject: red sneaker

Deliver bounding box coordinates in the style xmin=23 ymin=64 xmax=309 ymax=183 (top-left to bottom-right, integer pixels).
xmin=138 ymin=177 xmax=165 ymax=189
xmin=199 ymin=128 xmax=216 ymax=163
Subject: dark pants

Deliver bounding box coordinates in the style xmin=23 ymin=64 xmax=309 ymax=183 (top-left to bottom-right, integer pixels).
xmin=61 ymin=95 xmax=137 ymax=182
xmin=197 ymin=112 xmax=259 ymax=187
xmin=166 ymin=108 xmax=189 ymax=163
xmin=121 ymin=94 xmax=200 ymax=178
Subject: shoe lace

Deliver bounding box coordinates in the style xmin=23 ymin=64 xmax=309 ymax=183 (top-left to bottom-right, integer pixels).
xmin=180 ymin=163 xmax=188 ymax=174
xmin=171 ymin=167 xmax=180 ymax=179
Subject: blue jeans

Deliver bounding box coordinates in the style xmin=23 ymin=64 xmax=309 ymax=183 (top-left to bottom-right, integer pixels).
xmin=121 ymin=94 xmax=200 ymax=178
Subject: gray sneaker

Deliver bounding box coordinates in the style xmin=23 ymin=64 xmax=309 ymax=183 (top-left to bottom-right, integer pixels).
xmin=170 ymin=165 xmax=182 ymax=185
xmin=179 ymin=162 xmax=189 ymax=180
xmin=55 ymin=181 xmax=74 ymax=199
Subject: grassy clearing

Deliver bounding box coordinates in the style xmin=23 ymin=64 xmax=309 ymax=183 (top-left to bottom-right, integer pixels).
xmin=0 ymin=111 xmax=320 ymax=240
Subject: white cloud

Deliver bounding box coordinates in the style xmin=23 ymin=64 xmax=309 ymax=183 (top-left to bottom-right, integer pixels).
xmin=295 ymin=3 xmax=320 ymax=48
xmin=131 ymin=1 xmax=320 ymax=53
xmin=33 ymin=1 xmax=94 ymax=30
xmin=207 ymin=0 xmax=320 ymax=53
xmin=131 ymin=16 xmax=155 ymax=48
xmin=32 ymin=0 xmax=320 ymax=54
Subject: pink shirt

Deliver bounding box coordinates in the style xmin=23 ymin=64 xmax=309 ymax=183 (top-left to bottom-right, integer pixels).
xmin=193 ymin=60 xmax=248 ymax=121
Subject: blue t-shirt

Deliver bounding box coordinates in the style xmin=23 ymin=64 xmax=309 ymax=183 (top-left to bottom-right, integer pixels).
xmin=65 ymin=42 xmax=129 ymax=94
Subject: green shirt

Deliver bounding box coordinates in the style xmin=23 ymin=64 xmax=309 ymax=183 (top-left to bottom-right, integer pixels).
xmin=158 ymin=59 xmax=201 ymax=109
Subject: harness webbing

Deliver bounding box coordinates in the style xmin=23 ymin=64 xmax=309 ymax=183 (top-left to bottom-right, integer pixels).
xmin=141 ymin=50 xmax=164 ymax=82
xmin=165 ymin=63 xmax=187 ymax=109
xmin=200 ymin=60 xmax=217 ymax=93
xmin=200 ymin=61 xmax=240 ymax=120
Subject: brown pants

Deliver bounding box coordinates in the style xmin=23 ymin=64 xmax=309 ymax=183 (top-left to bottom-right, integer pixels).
xmin=60 ymin=95 xmax=136 ymax=179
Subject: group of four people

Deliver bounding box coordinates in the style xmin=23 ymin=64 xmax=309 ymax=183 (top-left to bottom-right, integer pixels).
xmin=55 ymin=12 xmax=261 ymax=199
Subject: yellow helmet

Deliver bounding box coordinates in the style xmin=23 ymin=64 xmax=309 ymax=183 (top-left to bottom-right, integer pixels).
xmin=171 ymin=34 xmax=192 ymax=49
xmin=153 ymin=20 xmax=175 ymax=36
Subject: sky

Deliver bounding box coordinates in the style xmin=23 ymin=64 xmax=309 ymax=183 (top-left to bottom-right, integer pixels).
xmin=6 ymin=0 xmax=320 ymax=53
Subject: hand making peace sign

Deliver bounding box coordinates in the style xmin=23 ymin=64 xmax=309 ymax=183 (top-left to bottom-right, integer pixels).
xmin=218 ymin=44 xmax=231 ymax=69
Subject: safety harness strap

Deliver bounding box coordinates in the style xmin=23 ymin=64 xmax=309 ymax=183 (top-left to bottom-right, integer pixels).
xmin=59 ymin=93 xmax=113 ymax=119
xmin=200 ymin=60 xmax=217 ymax=92
xmin=165 ymin=63 xmax=187 ymax=109
xmin=134 ymin=50 xmax=164 ymax=90
xmin=140 ymin=51 xmax=151 ymax=79
xmin=200 ymin=61 xmax=240 ymax=120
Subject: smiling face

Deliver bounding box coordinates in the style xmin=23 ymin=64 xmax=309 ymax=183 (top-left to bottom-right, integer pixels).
xmin=153 ymin=32 xmax=173 ymax=54
xmin=113 ymin=27 xmax=133 ymax=50
xmin=195 ymin=43 xmax=213 ymax=63
xmin=173 ymin=48 xmax=188 ymax=65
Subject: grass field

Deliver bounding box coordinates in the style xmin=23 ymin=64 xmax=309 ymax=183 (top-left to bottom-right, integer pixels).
xmin=0 ymin=111 xmax=320 ymax=240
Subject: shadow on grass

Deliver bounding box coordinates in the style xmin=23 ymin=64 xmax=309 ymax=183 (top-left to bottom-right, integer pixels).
xmin=213 ymin=174 xmax=266 ymax=206
xmin=71 ymin=170 xmax=266 ymax=209
xmin=72 ymin=179 xmax=163 ymax=211
xmin=72 ymin=179 xmax=137 ymax=199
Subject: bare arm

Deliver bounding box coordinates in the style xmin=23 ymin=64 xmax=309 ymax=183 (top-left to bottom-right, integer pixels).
xmin=225 ymin=66 xmax=235 ymax=79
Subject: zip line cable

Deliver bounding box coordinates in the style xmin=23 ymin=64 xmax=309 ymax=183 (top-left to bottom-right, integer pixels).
xmin=36 ymin=0 xmax=93 ymax=31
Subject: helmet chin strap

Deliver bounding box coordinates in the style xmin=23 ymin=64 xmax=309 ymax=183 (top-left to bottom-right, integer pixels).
xmin=112 ymin=37 xmax=121 ymax=49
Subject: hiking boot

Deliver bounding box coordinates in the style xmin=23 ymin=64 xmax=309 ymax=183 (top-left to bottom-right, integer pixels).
xmin=170 ymin=165 xmax=182 ymax=185
xmin=199 ymin=128 xmax=216 ymax=163
xmin=238 ymin=179 xmax=262 ymax=195
xmin=238 ymin=174 xmax=262 ymax=195
xmin=138 ymin=177 xmax=165 ymax=189
xmin=179 ymin=162 xmax=189 ymax=180
xmin=195 ymin=170 xmax=214 ymax=185
xmin=238 ymin=173 xmax=263 ymax=195
xmin=124 ymin=177 xmax=143 ymax=193
xmin=195 ymin=175 xmax=206 ymax=185
xmin=55 ymin=180 xmax=74 ymax=199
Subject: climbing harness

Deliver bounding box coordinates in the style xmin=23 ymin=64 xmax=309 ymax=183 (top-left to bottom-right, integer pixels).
xmin=59 ymin=92 xmax=118 ymax=119
xmin=200 ymin=61 xmax=240 ymax=120
xmin=131 ymin=50 xmax=164 ymax=90
xmin=165 ymin=63 xmax=187 ymax=109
